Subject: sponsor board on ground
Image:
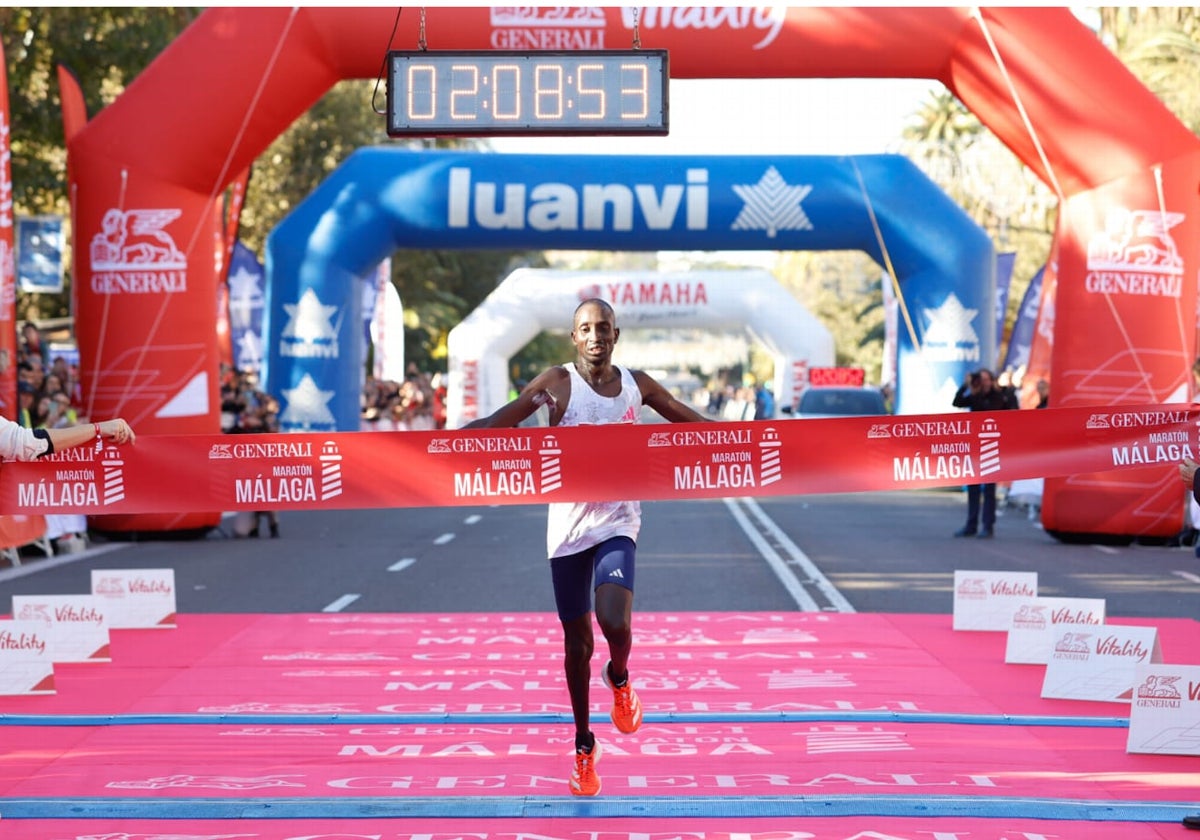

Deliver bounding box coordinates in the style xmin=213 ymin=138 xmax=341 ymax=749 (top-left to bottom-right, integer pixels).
xmin=1126 ymin=662 xmax=1200 ymax=756
xmin=952 ymin=569 xmax=1038 ymax=631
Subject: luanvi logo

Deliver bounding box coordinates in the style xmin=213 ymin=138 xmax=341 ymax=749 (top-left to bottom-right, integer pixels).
xmin=447 ymin=167 xmax=709 ymax=232
xmin=921 ymin=292 xmax=981 ymax=364
xmin=731 ymin=166 xmax=813 ymax=238
xmin=279 ymin=373 xmax=337 ymax=431
xmin=280 ymin=288 xmax=341 ymax=359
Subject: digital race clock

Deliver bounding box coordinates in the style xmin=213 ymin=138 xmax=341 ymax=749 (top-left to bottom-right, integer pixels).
xmin=386 ymin=50 xmax=669 ymax=137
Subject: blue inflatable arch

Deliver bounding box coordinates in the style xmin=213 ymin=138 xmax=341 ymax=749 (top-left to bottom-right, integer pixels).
xmin=264 ymin=149 xmax=994 ymax=430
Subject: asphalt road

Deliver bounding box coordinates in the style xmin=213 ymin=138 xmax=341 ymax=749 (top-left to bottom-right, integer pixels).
xmin=2 ymin=489 xmax=1197 ymax=620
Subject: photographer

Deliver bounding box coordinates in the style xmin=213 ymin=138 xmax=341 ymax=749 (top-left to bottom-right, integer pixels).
xmin=951 ymin=368 xmax=1015 ymax=538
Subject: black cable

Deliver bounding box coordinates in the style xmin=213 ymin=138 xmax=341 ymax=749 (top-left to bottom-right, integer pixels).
xmin=371 ymin=7 xmax=405 ymax=116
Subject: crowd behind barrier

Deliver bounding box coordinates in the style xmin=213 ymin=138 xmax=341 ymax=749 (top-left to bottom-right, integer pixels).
xmin=220 ymin=364 xmax=279 ymax=435
xmin=1 ymin=322 xmax=90 ymax=560
xmin=360 ymin=363 xmax=447 ymax=431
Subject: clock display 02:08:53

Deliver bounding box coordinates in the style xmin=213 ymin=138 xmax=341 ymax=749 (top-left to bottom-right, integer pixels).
xmin=386 ymin=50 xmax=669 ymax=136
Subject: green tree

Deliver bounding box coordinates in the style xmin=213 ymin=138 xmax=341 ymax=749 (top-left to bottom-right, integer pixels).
xmin=0 ymin=8 xmax=546 ymax=372
xmin=1098 ymin=7 xmax=1200 ymax=134
xmin=0 ymin=6 xmax=197 ymax=321
xmin=897 ymin=86 xmax=1055 ymax=365
xmin=238 ymin=80 xmax=544 ymax=375
xmin=775 ymin=250 xmax=885 ymax=383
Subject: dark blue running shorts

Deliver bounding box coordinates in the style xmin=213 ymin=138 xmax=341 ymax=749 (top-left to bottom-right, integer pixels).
xmin=550 ymin=535 xmax=636 ymax=622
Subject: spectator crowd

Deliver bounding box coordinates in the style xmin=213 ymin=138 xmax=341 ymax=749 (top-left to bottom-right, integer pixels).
xmin=13 ymin=322 xmax=85 ymax=432
xmin=361 ymin=363 xmax=447 ymax=431
xmin=8 ymin=322 xmax=90 ymax=552
xmin=220 ymin=363 xmax=280 ymax=434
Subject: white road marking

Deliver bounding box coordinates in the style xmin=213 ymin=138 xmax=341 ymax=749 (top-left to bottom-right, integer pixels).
xmin=434 ymin=533 xmax=455 ymax=545
xmin=724 ymin=497 xmax=855 ymax=613
xmin=388 ymin=558 xmax=417 ymax=572
xmin=322 ymin=594 xmax=361 ymax=613
xmin=1173 ymin=570 xmax=1200 ymax=584
xmin=465 ymin=515 xmax=482 ymax=525
xmin=0 ymin=543 xmax=126 ymax=584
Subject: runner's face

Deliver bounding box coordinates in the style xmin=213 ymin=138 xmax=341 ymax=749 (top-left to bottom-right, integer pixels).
xmin=572 ymin=304 xmax=618 ymax=362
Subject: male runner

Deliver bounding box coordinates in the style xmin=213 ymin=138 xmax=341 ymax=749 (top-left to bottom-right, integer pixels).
xmin=463 ymin=297 xmax=709 ymax=795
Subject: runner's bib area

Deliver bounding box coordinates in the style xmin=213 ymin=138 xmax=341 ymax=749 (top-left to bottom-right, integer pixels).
xmin=1 ymin=611 xmax=1196 ymax=836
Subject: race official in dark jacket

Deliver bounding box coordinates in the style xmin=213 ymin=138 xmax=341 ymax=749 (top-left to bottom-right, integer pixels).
xmin=951 ymin=368 xmax=1016 ymax=538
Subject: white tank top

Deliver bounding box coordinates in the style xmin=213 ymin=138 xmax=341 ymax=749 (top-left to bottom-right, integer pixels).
xmin=546 ymin=363 xmax=643 ymax=559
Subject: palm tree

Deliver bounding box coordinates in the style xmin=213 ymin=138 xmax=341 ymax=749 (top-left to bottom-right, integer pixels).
xmin=897 ymin=89 xmax=982 ymax=199
xmin=1114 ymin=11 xmax=1200 ymax=134
xmin=901 ymin=89 xmax=981 ymax=146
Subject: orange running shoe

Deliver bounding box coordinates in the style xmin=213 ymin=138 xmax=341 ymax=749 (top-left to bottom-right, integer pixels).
xmin=569 ymin=739 xmax=601 ymax=796
xmin=602 ymin=659 xmax=643 ymax=734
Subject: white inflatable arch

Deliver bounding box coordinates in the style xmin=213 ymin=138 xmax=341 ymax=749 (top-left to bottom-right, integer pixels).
xmin=447 ymin=269 xmax=834 ymax=428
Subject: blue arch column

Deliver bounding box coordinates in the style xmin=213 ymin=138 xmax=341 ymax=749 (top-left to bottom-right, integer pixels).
xmin=265 ymin=150 xmax=993 ymax=429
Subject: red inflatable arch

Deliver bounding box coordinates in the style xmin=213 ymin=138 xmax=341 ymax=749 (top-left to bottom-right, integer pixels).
xmin=65 ymin=7 xmax=1200 ymax=536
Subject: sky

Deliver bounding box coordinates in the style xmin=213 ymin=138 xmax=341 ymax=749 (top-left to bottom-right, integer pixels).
xmin=490 ymin=76 xmax=944 ymax=157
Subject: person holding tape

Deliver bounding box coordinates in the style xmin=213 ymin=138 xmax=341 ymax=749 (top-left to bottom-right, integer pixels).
xmin=463 ymin=297 xmax=709 ymax=797
xmin=0 ymin=413 xmax=135 ymax=460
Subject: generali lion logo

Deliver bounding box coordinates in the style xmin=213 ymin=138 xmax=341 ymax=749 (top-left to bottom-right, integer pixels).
xmin=1054 ymin=632 xmax=1093 ymax=654
xmin=93 ymin=576 xmax=125 ymax=596
xmin=1136 ymin=674 xmax=1182 ymax=700
xmin=1012 ymin=604 xmax=1046 ymax=630
xmin=90 ymin=208 xmax=186 ymax=270
xmin=488 ymin=8 xmax=788 ymax=52
xmin=956 ymin=578 xmax=987 ymax=599
xmin=88 ymin=207 xmax=189 ymax=296
xmin=1084 ymin=207 xmax=1186 ymax=298
xmin=15 ymin=602 xmax=51 ymax=622
xmin=1087 ymin=208 xmax=1184 ymax=273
